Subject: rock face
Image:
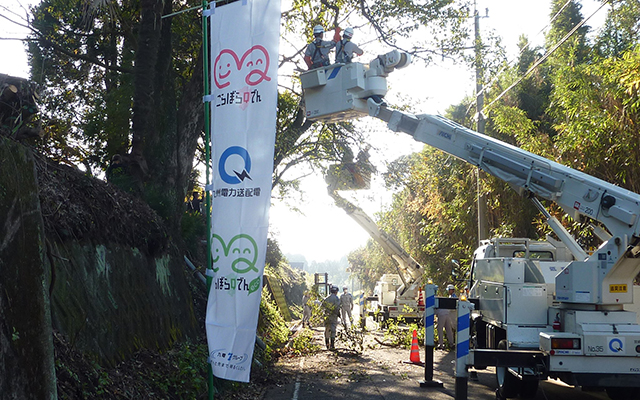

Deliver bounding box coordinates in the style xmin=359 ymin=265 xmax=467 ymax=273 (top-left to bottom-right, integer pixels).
xmin=0 ymin=137 xmax=57 ymax=399
xmin=0 ymin=137 xmax=199 ymax=398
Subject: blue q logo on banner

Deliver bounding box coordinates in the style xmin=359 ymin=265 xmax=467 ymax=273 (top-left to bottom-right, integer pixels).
xmin=219 ymin=146 xmax=252 ymax=184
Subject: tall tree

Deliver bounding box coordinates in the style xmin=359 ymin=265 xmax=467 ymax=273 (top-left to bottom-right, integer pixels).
xmin=23 ymin=0 xmax=475 ymax=231
xmin=594 ymin=0 xmax=640 ymax=58
xmin=545 ymin=0 xmax=590 ymax=65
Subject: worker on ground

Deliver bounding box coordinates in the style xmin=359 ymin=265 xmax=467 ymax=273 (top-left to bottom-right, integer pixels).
xmin=304 ymin=25 xmax=341 ymax=69
xmin=340 ymin=286 xmax=354 ymax=328
xmin=322 ymin=285 xmax=341 ymax=349
xmin=436 ymin=284 xmax=457 ymax=350
xmin=302 ymin=290 xmax=312 ymax=328
xmin=335 ymin=27 xmax=363 ymax=64
xmin=188 ymin=191 xmax=202 ymax=213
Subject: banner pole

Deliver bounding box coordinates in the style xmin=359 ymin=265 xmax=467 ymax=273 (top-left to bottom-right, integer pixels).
xmin=202 ymin=1 xmax=215 ymax=399
xmin=205 ymin=0 xmax=280 ymax=383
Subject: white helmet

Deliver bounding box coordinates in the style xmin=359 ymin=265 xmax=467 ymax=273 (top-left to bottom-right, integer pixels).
xmin=313 ymin=25 xmax=324 ymax=35
xmin=344 ymin=27 xmax=354 ymax=39
xmin=446 ymin=284 xmax=455 ymax=291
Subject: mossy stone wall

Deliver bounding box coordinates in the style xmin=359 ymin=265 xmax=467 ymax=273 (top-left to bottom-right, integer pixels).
xmin=49 ymin=241 xmax=197 ymax=366
xmin=0 ymin=137 xmax=199 ymax=399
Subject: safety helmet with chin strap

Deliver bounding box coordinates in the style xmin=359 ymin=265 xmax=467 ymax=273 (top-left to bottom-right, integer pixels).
xmin=313 ymin=25 xmax=324 ymax=35
xmin=344 ymin=27 xmax=354 ymax=39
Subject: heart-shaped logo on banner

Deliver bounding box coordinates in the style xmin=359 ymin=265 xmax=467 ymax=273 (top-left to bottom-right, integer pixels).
xmin=213 ymin=45 xmax=271 ymax=89
xmin=211 ymin=233 xmax=259 ymax=274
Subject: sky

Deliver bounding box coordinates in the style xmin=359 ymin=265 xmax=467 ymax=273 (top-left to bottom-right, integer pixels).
xmin=0 ymin=0 xmax=608 ymax=263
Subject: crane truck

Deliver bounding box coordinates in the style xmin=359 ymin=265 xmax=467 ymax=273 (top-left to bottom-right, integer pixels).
xmin=325 ymin=184 xmax=426 ymax=324
xmin=300 ymin=50 xmax=640 ymax=400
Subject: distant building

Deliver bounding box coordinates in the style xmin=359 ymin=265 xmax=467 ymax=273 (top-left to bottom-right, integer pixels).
xmin=289 ymin=261 xmax=306 ymax=271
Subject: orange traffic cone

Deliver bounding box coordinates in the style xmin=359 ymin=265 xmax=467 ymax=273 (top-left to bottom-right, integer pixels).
xmin=417 ymin=288 xmax=424 ymax=306
xmin=409 ymin=329 xmax=421 ymax=364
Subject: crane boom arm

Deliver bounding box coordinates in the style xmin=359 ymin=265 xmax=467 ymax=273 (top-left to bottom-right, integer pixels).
xmin=329 ymin=190 xmax=423 ymax=292
xmin=301 ymin=52 xmax=640 ymax=242
xmin=367 ymin=102 xmax=640 ymax=242
xmin=365 ymin=100 xmax=640 ymax=305
xmin=301 ymin=52 xmax=640 ymax=306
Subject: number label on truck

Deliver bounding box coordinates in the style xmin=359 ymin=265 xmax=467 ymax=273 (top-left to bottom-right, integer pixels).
xmin=588 ymin=345 xmax=604 ymax=353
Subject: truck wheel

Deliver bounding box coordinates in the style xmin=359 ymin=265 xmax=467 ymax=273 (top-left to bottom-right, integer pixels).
xmin=471 ymin=317 xmax=487 ymax=370
xmin=495 ymin=340 xmax=519 ymax=399
xmin=605 ymin=387 xmax=640 ymax=400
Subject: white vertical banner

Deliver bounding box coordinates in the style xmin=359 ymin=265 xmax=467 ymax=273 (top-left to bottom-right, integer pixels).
xmin=205 ymin=0 xmax=280 ymax=383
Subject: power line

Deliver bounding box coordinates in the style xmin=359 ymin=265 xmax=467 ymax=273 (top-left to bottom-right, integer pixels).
xmin=466 ymin=0 xmax=574 ymax=118
xmin=481 ymin=0 xmax=610 ymax=115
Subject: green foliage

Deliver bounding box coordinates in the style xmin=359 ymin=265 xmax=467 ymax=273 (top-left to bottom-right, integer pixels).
xmin=265 ymin=244 xmax=309 ymax=313
xmin=545 ymin=0 xmax=590 ymax=64
xmin=547 ymin=46 xmax=640 ymax=194
xmin=28 ymin=0 xmax=202 ymax=174
xmin=257 ymin=289 xmax=290 ymax=364
xmin=166 ymin=341 xmax=209 ymax=398
xmin=379 ymin=146 xmax=479 ymax=285
xmin=143 ymin=183 xmax=178 ymax=221
xmin=381 ymin=315 xmax=423 ymax=349
xmin=55 ymin=339 xmax=210 ymax=399
xmin=337 ymin=323 xmax=366 ymax=354
xmin=306 ymin=290 xmax=326 ymax=327
xmin=180 ymin=210 xmax=206 ymax=261
xmin=11 ymin=327 xmax=20 ymax=342
xmin=290 ymin=328 xmax=321 ymax=355
xmin=594 ymin=1 xmax=640 ymax=57
xmin=348 ymin=239 xmax=392 ymax=294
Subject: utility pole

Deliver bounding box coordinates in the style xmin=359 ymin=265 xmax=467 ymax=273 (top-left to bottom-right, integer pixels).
xmin=475 ymin=1 xmax=489 ymax=246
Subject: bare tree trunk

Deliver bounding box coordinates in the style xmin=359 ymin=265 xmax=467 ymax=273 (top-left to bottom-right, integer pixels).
xmin=130 ymin=0 xmax=164 ymax=181
xmin=176 ymin=51 xmax=204 ymax=206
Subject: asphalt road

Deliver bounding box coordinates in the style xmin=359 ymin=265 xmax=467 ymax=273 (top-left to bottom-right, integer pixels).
xmin=262 ymin=319 xmax=612 ymax=400
xmin=264 ymin=348 xmax=610 ymax=400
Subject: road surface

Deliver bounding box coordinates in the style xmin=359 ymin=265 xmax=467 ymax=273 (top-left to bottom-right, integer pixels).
xmin=262 ymin=322 xmax=610 ymax=400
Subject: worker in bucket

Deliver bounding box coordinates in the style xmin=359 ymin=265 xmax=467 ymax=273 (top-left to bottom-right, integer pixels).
xmin=304 ymin=25 xmax=341 ymax=69
xmin=322 ymin=285 xmax=341 ymax=349
xmin=340 ymin=286 xmax=354 ymax=328
xmin=436 ymin=284 xmax=457 ymax=350
xmin=335 ymin=27 xmax=363 ymax=64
